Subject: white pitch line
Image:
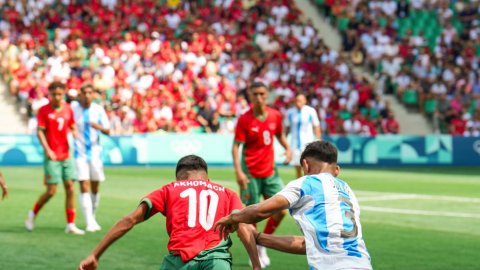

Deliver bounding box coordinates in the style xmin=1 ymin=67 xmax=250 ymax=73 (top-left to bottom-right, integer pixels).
xmin=361 ymin=206 xmax=480 ymax=218
xmin=359 ymin=194 xmax=419 ymax=202
xmin=357 ymin=191 xmax=480 ymax=203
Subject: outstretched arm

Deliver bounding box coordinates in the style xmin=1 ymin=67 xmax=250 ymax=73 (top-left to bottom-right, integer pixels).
xmin=78 ymin=203 xmax=148 ymax=270
xmin=215 ymin=195 xmax=290 ymax=239
xmin=275 ymin=132 xmax=292 ymax=164
xmin=256 ymin=232 xmax=306 ymax=255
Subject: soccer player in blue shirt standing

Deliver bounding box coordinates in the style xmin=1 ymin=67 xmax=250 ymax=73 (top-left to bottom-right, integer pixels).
xmin=215 ymin=141 xmax=372 ymax=270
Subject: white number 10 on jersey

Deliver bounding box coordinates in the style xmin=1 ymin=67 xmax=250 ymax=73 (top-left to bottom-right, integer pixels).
xmin=180 ymin=188 xmax=219 ymax=231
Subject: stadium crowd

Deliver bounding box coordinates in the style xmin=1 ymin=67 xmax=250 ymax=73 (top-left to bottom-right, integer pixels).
xmin=0 ymin=0 xmax=401 ymax=136
xmin=316 ymin=0 xmax=480 ymax=136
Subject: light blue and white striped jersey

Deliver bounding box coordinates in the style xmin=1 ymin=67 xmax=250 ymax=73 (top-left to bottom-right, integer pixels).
xmin=71 ymin=101 xmax=110 ymax=161
xmin=277 ymin=173 xmax=372 ymax=270
xmin=285 ymin=105 xmax=320 ymax=150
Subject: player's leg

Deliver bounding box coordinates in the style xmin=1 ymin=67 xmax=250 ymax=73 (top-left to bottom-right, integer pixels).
xmin=63 ymin=158 xmax=84 ymax=235
xmin=263 ymin=169 xmax=287 ymax=235
xmin=159 ymin=254 xmax=192 ymax=270
xmin=90 ymin=160 xmax=105 ymax=221
xmin=25 ymin=159 xmax=61 ymax=231
xmin=201 ymin=258 xmax=232 ymax=270
xmin=291 ymin=148 xmax=303 ymax=179
xmin=77 ymin=158 xmax=95 ymax=231
xmin=258 ymin=168 xmax=288 ymax=267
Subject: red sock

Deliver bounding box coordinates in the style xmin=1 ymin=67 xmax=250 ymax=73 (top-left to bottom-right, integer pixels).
xmin=32 ymin=203 xmax=42 ymax=215
xmin=66 ymin=208 xmax=76 ymax=224
xmin=263 ymin=217 xmax=281 ymax=235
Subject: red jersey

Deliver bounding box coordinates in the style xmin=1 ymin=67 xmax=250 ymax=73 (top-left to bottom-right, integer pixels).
xmin=143 ymin=180 xmax=243 ymax=262
xmin=37 ymin=102 xmax=74 ymax=161
xmin=234 ymin=107 xmax=283 ymax=178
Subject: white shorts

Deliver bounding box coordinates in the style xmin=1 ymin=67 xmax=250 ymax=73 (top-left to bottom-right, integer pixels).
xmin=290 ymin=148 xmax=303 ymax=167
xmin=75 ymin=158 xmax=105 ymax=181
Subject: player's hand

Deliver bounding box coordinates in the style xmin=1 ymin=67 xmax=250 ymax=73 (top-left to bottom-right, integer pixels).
xmin=46 ymin=149 xmax=57 ymax=161
xmin=236 ymin=171 xmax=249 ymax=190
xmin=78 ymin=254 xmax=98 ymax=270
xmin=283 ymin=148 xmax=292 ymax=165
xmin=214 ymin=215 xmax=239 ymax=240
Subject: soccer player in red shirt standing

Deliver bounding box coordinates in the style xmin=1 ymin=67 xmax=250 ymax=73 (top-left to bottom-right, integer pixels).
xmin=232 ymin=82 xmax=292 ymax=267
xmin=25 ymin=81 xmax=84 ymax=235
xmin=78 ymin=155 xmax=261 ymax=270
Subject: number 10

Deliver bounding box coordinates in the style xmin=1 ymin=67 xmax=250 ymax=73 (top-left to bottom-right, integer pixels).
xmin=180 ymin=188 xmax=219 ymax=231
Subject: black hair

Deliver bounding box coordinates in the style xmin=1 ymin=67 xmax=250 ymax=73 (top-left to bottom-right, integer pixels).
xmin=249 ymin=81 xmax=268 ymax=91
xmin=175 ymin=155 xmax=208 ymax=179
xmin=295 ymin=91 xmax=306 ymax=98
xmin=80 ymin=83 xmax=95 ymax=93
xmin=300 ymin=141 xmax=337 ymax=165
xmin=48 ymin=81 xmax=66 ymax=92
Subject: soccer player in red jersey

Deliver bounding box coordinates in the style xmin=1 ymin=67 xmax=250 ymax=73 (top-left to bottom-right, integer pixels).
xmin=232 ymin=82 xmax=292 ymax=267
xmin=78 ymin=155 xmax=261 ymax=270
xmin=25 ymin=81 xmax=84 ymax=235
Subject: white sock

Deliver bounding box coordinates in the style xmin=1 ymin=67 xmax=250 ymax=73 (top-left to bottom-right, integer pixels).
xmin=28 ymin=210 xmax=36 ymax=219
xmin=80 ymin=193 xmax=94 ymax=226
xmin=91 ymin=193 xmax=100 ymax=217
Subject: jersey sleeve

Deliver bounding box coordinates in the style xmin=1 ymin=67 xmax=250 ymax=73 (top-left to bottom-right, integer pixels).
xmin=68 ymin=106 xmax=75 ymax=129
xmin=310 ymin=107 xmax=320 ymax=127
xmin=141 ymin=186 xmax=167 ymax=219
xmin=37 ymin=106 xmax=47 ymax=130
xmin=99 ymin=107 xmax=111 ymax=129
xmin=228 ymin=189 xmax=244 ymax=213
xmin=275 ymin=178 xmax=303 ymax=208
xmin=275 ymin=111 xmax=284 ymax=136
xmin=234 ymin=115 xmax=246 ymax=144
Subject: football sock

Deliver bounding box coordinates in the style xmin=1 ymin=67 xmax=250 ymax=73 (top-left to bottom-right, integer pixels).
xmin=32 ymin=202 xmax=42 ymax=215
xmin=91 ymin=193 xmax=100 ymax=215
xmin=263 ymin=217 xmax=281 ymax=235
xmin=66 ymin=208 xmax=76 ymax=224
xmin=80 ymin=193 xmax=94 ymax=226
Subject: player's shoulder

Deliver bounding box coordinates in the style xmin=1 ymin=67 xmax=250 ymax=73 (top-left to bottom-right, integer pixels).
xmin=39 ymin=101 xmax=52 ymax=111
xmin=238 ymin=108 xmax=252 ymax=119
xmin=267 ymin=107 xmax=282 ymax=118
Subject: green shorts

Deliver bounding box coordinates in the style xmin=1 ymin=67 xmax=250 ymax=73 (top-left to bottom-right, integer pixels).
xmin=241 ymin=166 xmax=284 ymax=205
xmin=44 ymin=157 xmax=77 ymax=184
xmin=160 ymin=240 xmax=232 ymax=270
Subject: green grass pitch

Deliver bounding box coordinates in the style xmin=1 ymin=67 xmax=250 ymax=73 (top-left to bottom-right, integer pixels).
xmin=0 ymin=166 xmax=479 ymax=269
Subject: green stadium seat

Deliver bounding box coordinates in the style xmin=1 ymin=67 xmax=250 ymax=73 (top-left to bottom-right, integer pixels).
xmin=337 ymin=17 xmax=350 ymax=31
xmin=339 ymin=110 xmax=351 ymax=120
xmin=424 ymin=99 xmax=437 ymax=114
xmin=402 ymin=90 xmax=418 ymax=105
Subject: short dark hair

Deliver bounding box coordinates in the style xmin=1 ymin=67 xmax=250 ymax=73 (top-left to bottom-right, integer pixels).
xmin=48 ymin=81 xmax=66 ymax=92
xmin=300 ymin=141 xmax=337 ymax=165
xmin=80 ymin=83 xmax=94 ymax=92
xmin=175 ymin=155 xmax=208 ymax=178
xmin=249 ymin=81 xmax=268 ymax=91
xmin=295 ymin=91 xmax=306 ymax=98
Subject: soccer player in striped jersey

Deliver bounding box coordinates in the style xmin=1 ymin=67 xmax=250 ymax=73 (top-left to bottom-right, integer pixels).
xmin=78 ymin=155 xmax=261 ymax=270
xmin=71 ymin=84 xmax=110 ymax=232
xmin=285 ymin=92 xmax=321 ymax=178
xmin=25 ymin=81 xmax=84 ymax=235
xmin=216 ymin=141 xmax=372 ymax=270
xmin=233 ymin=82 xmax=292 ymax=267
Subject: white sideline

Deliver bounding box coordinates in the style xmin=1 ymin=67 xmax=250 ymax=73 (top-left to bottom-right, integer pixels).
xmin=357 ymin=191 xmax=480 ymax=203
xmin=361 ymin=206 xmax=480 ymax=219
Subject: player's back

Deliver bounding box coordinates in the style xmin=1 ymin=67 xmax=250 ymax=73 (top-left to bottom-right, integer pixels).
xmin=285 ymin=173 xmax=372 ymax=270
xmin=143 ymin=179 xmax=243 ymax=262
